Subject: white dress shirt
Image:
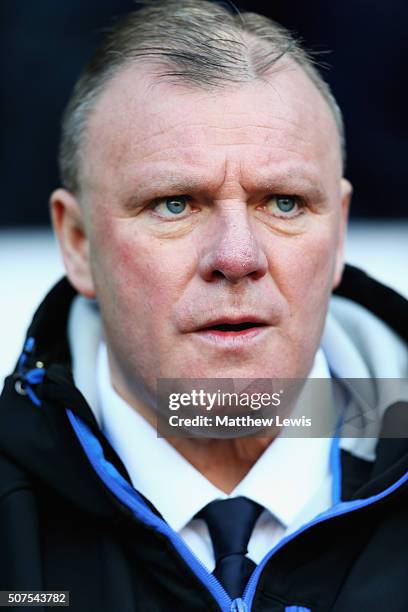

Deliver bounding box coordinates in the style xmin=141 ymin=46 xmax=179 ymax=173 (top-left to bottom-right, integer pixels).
xmin=97 ymin=343 xmax=334 ymax=570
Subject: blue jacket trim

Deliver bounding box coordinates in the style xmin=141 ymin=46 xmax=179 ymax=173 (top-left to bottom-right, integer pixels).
xmin=66 ymin=409 xmax=408 ymax=612
xmin=66 ymin=409 xmax=233 ymax=611
xmin=15 ymin=337 xmax=45 ymax=407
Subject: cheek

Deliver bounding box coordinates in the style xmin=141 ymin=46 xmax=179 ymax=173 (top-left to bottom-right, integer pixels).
xmin=270 ymin=228 xmax=337 ymax=306
xmin=91 ymin=220 xmax=193 ymax=327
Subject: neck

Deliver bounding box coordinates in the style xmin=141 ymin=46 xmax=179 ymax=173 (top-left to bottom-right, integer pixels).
xmin=108 ymin=359 xmax=275 ymax=493
xmin=113 ymin=385 xmax=273 ymax=491
xmin=168 ymin=435 xmax=274 ymax=493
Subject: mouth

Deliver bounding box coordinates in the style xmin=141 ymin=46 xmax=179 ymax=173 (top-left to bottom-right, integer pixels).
xmin=199 ymin=320 xmax=267 ymax=335
xmin=191 ymin=317 xmax=270 ymax=347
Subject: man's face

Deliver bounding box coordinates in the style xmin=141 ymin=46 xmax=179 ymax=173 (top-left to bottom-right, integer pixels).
xmin=54 ymin=62 xmax=351 ymax=402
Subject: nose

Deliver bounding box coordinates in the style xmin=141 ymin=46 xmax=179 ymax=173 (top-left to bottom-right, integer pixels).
xmin=198 ymin=203 xmax=268 ymax=283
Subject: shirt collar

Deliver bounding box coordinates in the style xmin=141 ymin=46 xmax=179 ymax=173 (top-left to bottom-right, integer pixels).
xmin=97 ymin=342 xmax=333 ymax=532
xmin=233 ymin=348 xmax=332 ymax=526
xmin=97 ymin=342 xmax=223 ymax=531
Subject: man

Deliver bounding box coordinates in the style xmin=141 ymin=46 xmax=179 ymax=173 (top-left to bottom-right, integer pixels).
xmin=1 ymin=1 xmax=407 ymax=610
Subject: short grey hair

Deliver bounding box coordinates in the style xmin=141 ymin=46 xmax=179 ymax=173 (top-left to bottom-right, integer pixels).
xmin=59 ymin=0 xmax=346 ymax=194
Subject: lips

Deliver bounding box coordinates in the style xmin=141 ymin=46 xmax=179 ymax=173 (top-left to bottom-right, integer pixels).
xmin=206 ymin=321 xmax=264 ymax=332
xmin=194 ymin=316 xmax=268 ymax=335
xmin=185 ymin=313 xmax=271 ymax=349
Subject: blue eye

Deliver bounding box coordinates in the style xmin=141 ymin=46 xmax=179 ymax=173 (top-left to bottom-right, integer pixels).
xmin=165 ymin=196 xmax=187 ymax=214
xmin=151 ymin=196 xmax=191 ymax=219
xmin=264 ymin=195 xmax=302 ymax=219
xmin=276 ymin=196 xmax=296 ymax=213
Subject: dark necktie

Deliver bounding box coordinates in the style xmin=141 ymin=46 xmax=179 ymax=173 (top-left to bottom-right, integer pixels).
xmin=196 ymin=496 xmax=263 ymax=599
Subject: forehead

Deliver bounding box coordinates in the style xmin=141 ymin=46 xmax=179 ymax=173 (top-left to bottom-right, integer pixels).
xmin=83 ymin=61 xmax=341 ymax=194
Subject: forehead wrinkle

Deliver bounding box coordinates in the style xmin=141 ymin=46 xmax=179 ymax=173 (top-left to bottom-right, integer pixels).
xmin=86 ymin=72 xmax=340 ymax=191
xmin=128 ymin=141 xmax=323 ymax=186
xmin=85 ymin=64 xmax=342 ymax=199
xmin=126 ymin=137 xmax=313 ymax=170
xmin=126 ymin=120 xmax=308 ymax=160
xmin=94 ymin=93 xmax=314 ymax=160
xmin=137 ymin=119 xmax=302 ymax=142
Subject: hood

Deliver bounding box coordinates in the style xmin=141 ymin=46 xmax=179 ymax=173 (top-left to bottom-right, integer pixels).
xmin=0 ymin=264 xmax=407 ymax=513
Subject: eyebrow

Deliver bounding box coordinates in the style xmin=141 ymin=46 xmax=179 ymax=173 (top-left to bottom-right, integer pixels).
xmin=123 ymin=167 xmax=327 ymax=209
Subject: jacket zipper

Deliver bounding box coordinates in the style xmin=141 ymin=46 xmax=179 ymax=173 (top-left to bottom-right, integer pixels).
xmin=241 ymin=468 xmax=408 ymax=608
xmin=67 ymin=409 xmax=408 ymax=612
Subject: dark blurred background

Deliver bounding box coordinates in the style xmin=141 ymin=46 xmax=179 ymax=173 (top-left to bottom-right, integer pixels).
xmin=1 ymin=0 xmax=407 ymax=226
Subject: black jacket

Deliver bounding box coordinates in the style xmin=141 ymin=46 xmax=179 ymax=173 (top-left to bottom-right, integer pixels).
xmin=0 ymin=265 xmax=407 ymax=612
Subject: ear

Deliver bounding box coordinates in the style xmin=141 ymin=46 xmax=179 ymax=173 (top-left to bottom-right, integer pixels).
xmin=50 ymin=188 xmax=96 ymax=298
xmin=332 ymin=178 xmax=353 ymax=289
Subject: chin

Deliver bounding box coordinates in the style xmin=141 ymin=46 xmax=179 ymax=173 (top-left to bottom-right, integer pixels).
xmin=181 ymin=364 xmax=295 ymax=380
